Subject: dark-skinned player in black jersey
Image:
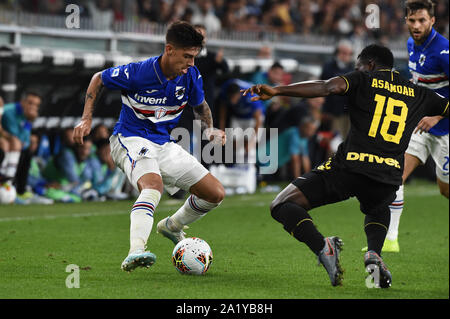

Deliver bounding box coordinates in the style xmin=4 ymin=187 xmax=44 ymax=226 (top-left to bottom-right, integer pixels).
xmin=242 ymin=44 xmax=449 ymax=288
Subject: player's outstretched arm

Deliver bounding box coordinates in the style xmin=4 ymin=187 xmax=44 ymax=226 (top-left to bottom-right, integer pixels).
xmin=414 ymin=115 xmax=444 ymax=134
xmin=73 ymin=71 xmax=104 ymax=144
xmin=193 ymin=99 xmax=226 ymax=145
xmin=241 ymin=76 xmax=348 ymax=101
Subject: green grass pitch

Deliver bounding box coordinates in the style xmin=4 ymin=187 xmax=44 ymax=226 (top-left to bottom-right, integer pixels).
xmin=0 ymin=180 xmax=448 ymax=299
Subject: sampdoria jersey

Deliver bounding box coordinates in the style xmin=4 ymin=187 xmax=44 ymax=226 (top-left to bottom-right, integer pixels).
xmin=320 ymin=69 xmax=449 ymax=186
xmin=407 ymin=27 xmax=449 ymax=136
xmin=101 ymin=55 xmax=204 ymax=145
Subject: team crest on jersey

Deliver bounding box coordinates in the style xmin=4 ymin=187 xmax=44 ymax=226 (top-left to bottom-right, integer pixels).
xmin=139 ymin=147 xmax=149 ymax=156
xmin=175 ymin=86 xmax=185 ymax=100
xmin=419 ymin=53 xmax=426 ymax=66
xmin=154 ymin=107 xmax=167 ymax=119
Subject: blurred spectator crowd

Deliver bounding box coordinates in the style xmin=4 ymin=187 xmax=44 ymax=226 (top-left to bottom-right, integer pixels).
xmin=0 ymin=1 xmax=448 ymax=203
xmin=0 ymin=36 xmax=354 ymax=203
xmin=1 ymin=90 xmax=129 ymax=204
xmin=0 ymin=0 xmax=448 ymax=39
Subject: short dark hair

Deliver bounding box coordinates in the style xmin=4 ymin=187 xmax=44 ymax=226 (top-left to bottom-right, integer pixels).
xmin=166 ymin=21 xmax=204 ymax=49
xmin=405 ymin=0 xmax=435 ymax=18
xmin=270 ymin=61 xmax=284 ymax=70
xmin=358 ymin=44 xmax=394 ymax=69
xmin=21 ymin=90 xmax=42 ymax=100
xmin=226 ymin=83 xmax=241 ymax=97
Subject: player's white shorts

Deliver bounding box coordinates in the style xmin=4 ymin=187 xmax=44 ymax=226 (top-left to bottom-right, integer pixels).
xmin=406 ymin=132 xmax=449 ymax=183
xmin=109 ymin=134 xmax=209 ymax=194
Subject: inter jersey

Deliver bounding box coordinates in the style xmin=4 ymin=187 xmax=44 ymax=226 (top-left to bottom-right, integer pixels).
xmin=101 ymin=55 xmax=205 ymax=145
xmin=407 ymin=28 xmax=449 ymax=136
xmin=324 ymin=69 xmax=449 ymax=186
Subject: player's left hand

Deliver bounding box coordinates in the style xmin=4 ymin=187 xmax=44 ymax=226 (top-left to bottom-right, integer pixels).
xmin=414 ymin=115 xmax=443 ymax=134
xmin=204 ymin=128 xmax=226 ymax=145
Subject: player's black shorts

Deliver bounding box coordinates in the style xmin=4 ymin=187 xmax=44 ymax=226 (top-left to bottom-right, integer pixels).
xmin=292 ymin=165 xmax=399 ymax=216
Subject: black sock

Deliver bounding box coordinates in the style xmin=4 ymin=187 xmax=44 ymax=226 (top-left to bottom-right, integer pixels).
xmin=364 ymin=209 xmax=390 ymax=255
xmin=271 ymin=201 xmax=325 ymax=255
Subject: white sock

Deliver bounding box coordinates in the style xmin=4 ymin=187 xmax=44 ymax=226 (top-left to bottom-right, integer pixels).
xmin=168 ymin=195 xmax=221 ymax=231
xmin=4 ymin=151 xmax=20 ymax=178
xmin=386 ymin=184 xmax=404 ymax=241
xmin=129 ymin=189 xmax=161 ymax=254
xmin=0 ymin=154 xmax=8 ymax=175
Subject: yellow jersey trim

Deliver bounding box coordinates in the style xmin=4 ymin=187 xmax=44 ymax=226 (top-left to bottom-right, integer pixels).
xmin=340 ymin=76 xmax=350 ymax=94
xmin=441 ymin=102 xmax=449 ymax=116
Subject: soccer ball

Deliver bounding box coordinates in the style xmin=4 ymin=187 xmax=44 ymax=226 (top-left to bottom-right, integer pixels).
xmin=172 ymin=237 xmax=213 ymax=275
xmin=0 ymin=182 xmax=17 ymax=204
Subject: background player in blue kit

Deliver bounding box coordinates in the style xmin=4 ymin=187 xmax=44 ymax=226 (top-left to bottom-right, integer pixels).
xmin=219 ymin=79 xmax=265 ymax=162
xmin=73 ymin=21 xmax=226 ymax=272
xmin=379 ymin=0 xmax=449 ymax=253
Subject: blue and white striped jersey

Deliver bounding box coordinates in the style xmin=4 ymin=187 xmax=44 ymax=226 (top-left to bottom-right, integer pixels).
xmin=407 ymin=28 xmax=449 ymax=136
xmin=101 ymin=55 xmax=204 ymax=145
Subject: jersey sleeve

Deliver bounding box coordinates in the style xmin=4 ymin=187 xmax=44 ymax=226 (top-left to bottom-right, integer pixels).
xmin=101 ymin=62 xmax=138 ymax=91
xmin=339 ymin=70 xmax=365 ymax=95
xmin=247 ymin=94 xmax=264 ymax=113
xmin=424 ymin=89 xmax=449 ymax=117
xmin=437 ymin=49 xmax=449 ymax=78
xmin=188 ymin=66 xmax=205 ymax=107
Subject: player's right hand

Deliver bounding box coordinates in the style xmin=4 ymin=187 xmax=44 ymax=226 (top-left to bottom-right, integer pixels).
xmin=241 ymin=84 xmax=277 ymax=101
xmin=73 ymin=118 xmax=92 ymax=144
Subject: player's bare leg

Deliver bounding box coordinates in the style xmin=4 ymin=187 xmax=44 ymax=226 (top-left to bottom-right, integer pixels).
xmin=121 ymin=173 xmax=162 ymax=272
xmin=270 ymin=184 xmax=344 ymax=286
xmin=157 ymin=173 xmax=225 ymax=244
xmin=364 ymin=153 xmax=422 ymax=253
xmin=436 ymin=178 xmax=449 ymax=198
xmin=189 ymin=173 xmax=225 ymax=203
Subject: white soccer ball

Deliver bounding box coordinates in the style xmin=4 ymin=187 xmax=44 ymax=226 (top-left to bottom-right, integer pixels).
xmin=172 ymin=237 xmax=213 ymax=275
xmin=0 ymin=182 xmax=17 ymax=204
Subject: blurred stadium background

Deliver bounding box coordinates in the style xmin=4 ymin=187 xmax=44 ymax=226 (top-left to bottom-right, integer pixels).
xmin=0 ymin=0 xmax=448 ymax=203
xmin=0 ymin=0 xmax=449 ymax=301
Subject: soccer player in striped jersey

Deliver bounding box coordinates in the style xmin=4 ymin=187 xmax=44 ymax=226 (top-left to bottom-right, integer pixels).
xmin=379 ymin=0 xmax=449 ymax=253
xmin=73 ymin=22 xmax=226 ymax=272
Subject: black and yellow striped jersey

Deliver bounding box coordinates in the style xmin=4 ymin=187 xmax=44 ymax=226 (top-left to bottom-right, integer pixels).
xmin=328 ymin=69 xmax=448 ymax=185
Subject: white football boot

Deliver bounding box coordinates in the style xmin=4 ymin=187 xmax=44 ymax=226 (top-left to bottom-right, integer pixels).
xmin=156 ymin=217 xmax=186 ymax=245
xmin=121 ymin=250 xmax=156 ymax=272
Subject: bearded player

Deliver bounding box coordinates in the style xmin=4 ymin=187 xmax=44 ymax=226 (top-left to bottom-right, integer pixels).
xmin=374 ymin=0 xmax=449 ymax=253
